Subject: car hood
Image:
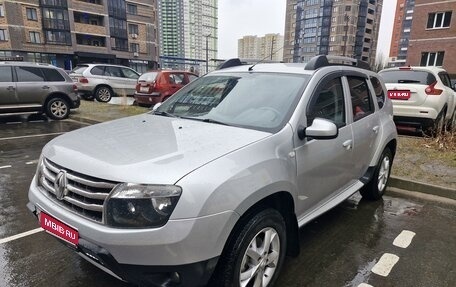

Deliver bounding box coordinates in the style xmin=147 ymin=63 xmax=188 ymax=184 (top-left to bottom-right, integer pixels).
xmin=43 ymin=114 xmax=271 ymax=184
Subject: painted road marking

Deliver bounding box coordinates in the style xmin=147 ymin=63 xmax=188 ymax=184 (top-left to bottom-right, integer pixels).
xmin=358 ymin=284 xmax=373 ymax=287
xmin=371 ymin=253 xmax=400 ymax=277
xmin=0 ymin=132 xmax=65 ymax=141
xmin=0 ymin=228 xmax=43 ymax=245
xmin=0 ymin=165 xmax=12 ymax=169
xmin=393 ymin=230 xmax=416 ymax=248
xmin=26 ymin=160 xmax=39 ymax=165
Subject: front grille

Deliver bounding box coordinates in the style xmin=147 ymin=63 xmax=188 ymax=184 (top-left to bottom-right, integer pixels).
xmin=38 ymin=158 xmax=118 ymax=223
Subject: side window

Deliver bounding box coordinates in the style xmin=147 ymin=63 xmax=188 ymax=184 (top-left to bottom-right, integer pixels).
xmin=438 ymin=72 xmax=451 ymax=88
xmin=171 ymin=73 xmax=185 ymax=85
xmin=370 ymin=76 xmax=385 ymax=109
xmin=347 ymin=76 xmax=374 ymax=121
xmin=15 ymin=66 xmax=45 ymax=82
xmin=41 ymin=68 xmax=65 ymax=82
xmin=188 ymin=74 xmax=198 ymax=82
xmin=0 ymin=66 xmax=13 ymax=82
xmin=121 ymin=68 xmax=139 ymax=79
xmin=104 ymin=66 xmax=122 ymax=77
xmin=90 ymin=66 xmax=105 ymax=76
xmin=307 ymin=77 xmax=346 ymax=127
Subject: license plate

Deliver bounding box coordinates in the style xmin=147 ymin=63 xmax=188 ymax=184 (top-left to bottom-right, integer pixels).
xmin=40 ymin=212 xmax=79 ymax=246
xmin=388 ymin=90 xmax=410 ymax=100
xmin=140 ymin=87 xmax=149 ymax=93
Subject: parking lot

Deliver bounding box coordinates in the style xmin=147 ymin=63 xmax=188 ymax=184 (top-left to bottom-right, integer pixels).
xmin=1 ymin=116 xmax=455 ymax=287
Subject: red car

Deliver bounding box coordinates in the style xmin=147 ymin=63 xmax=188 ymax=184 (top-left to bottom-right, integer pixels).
xmin=134 ymin=70 xmax=198 ymax=107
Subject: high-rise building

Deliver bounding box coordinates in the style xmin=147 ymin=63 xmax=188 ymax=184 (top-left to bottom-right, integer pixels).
xmin=0 ymin=0 xmax=159 ymax=73
xmin=157 ymin=0 xmax=217 ymax=74
xmin=238 ymin=34 xmax=284 ymax=61
xmin=283 ymin=0 xmax=383 ymax=67
xmin=406 ymin=0 xmax=456 ymax=76
xmin=388 ymin=0 xmax=415 ymax=67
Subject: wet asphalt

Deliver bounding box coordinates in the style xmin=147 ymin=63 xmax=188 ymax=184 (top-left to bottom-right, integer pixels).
xmin=0 ymin=115 xmax=455 ymax=287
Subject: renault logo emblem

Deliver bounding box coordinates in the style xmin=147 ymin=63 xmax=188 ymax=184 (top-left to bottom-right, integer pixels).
xmin=54 ymin=170 xmax=68 ymax=200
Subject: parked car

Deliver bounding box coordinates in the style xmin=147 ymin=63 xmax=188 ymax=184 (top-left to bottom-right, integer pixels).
xmin=379 ymin=66 xmax=456 ymax=134
xmin=28 ymin=55 xmax=397 ymax=287
xmin=134 ymin=70 xmax=198 ymax=107
xmin=0 ymin=61 xmax=80 ymax=120
xmin=69 ymin=64 xmax=140 ymax=102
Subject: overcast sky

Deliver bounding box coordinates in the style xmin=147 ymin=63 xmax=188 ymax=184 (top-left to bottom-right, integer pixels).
xmin=218 ymin=0 xmax=397 ymax=62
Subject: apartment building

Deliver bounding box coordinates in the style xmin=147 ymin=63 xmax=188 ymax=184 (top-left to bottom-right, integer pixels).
xmin=388 ymin=0 xmax=414 ymax=67
xmin=238 ymin=34 xmax=284 ymax=62
xmin=0 ymin=0 xmax=159 ymax=73
xmin=406 ymin=0 xmax=456 ymax=76
xmin=283 ymin=0 xmax=383 ymax=67
xmin=158 ymin=0 xmax=217 ymax=74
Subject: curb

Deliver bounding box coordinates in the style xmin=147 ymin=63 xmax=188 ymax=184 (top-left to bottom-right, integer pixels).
xmin=388 ymin=176 xmax=456 ymax=201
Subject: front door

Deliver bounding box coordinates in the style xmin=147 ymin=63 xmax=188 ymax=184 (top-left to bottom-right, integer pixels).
xmin=294 ymin=76 xmax=355 ymax=216
xmin=0 ymin=66 xmax=17 ymax=109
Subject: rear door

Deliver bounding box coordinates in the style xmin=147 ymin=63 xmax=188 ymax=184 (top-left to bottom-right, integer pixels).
xmin=346 ymin=75 xmax=381 ymax=178
xmin=0 ymin=65 xmax=17 ymax=108
xmin=120 ymin=67 xmax=139 ymax=95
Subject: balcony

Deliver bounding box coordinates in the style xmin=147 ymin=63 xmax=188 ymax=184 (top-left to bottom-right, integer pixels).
xmin=76 ymin=33 xmax=106 ymax=48
xmin=74 ymin=23 xmax=106 ymax=35
xmin=72 ymin=1 xmax=105 ymax=15
xmin=43 ymin=18 xmax=70 ymax=30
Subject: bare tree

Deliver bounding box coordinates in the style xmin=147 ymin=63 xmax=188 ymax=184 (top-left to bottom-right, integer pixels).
xmin=374 ymin=53 xmax=386 ymax=72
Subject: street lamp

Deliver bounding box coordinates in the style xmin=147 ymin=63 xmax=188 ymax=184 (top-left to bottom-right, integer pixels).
xmin=205 ymin=34 xmax=211 ymax=74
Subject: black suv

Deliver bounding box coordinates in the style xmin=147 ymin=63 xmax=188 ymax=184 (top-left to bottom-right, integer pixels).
xmin=0 ymin=61 xmax=80 ymax=120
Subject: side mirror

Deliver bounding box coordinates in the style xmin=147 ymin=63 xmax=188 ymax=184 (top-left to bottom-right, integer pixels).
xmin=152 ymin=102 xmax=162 ymax=111
xmin=298 ymin=118 xmax=338 ymax=140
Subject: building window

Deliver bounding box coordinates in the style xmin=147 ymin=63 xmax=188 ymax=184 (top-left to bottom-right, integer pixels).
xmin=26 ymin=8 xmax=38 ymax=21
xmin=128 ymin=23 xmax=138 ymax=35
xmin=0 ymin=29 xmax=8 ymax=41
xmin=0 ymin=5 xmax=4 ymax=17
xmin=420 ymin=51 xmax=444 ymax=66
xmin=427 ymin=11 xmax=452 ymax=29
xmin=345 ymin=6 xmax=351 ymax=11
xmin=45 ymin=31 xmax=71 ymax=45
xmin=130 ymin=43 xmax=139 ymax=53
xmin=29 ymin=31 xmax=41 ymax=43
xmin=127 ymin=3 xmax=137 ymax=15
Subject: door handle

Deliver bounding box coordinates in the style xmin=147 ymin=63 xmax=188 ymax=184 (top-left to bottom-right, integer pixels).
xmin=42 ymin=86 xmax=50 ymax=89
xmin=373 ymin=126 xmax=380 ymax=134
xmin=343 ymin=140 xmax=353 ymax=150
xmin=7 ymin=86 xmax=15 ymax=91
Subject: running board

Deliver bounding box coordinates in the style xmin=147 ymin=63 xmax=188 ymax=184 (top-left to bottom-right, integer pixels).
xmin=297 ymin=180 xmax=364 ymax=228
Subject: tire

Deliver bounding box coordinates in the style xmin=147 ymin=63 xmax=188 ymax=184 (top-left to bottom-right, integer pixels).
xmin=448 ymin=109 xmax=456 ymax=132
xmin=45 ymin=97 xmax=70 ymax=120
xmin=430 ymin=111 xmax=446 ymax=137
xmin=360 ymin=147 xmax=393 ymax=201
xmin=211 ymin=209 xmax=287 ymax=287
xmin=94 ymin=86 xmax=113 ymax=103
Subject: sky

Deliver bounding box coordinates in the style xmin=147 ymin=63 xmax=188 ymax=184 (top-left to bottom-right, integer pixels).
xmin=218 ymin=0 xmax=397 ymax=63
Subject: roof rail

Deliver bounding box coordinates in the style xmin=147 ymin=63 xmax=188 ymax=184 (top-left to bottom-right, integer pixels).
xmin=305 ymin=55 xmax=371 ymax=71
xmin=216 ymin=58 xmax=244 ymax=70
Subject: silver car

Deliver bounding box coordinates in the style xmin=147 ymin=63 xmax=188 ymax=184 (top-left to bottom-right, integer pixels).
xmin=69 ymin=63 xmax=140 ymax=102
xmin=28 ymin=56 xmax=397 ymax=287
xmin=0 ymin=61 xmax=80 ymax=120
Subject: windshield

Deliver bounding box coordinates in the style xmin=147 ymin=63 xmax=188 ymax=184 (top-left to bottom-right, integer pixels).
xmin=155 ymin=72 xmax=309 ymax=132
xmin=379 ymin=70 xmax=436 ymax=85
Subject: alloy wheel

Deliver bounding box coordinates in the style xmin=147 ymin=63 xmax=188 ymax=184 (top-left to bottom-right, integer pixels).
xmin=239 ymin=227 xmax=280 ymax=287
xmin=377 ymin=155 xmax=390 ymax=192
xmin=50 ymin=100 xmax=68 ymax=119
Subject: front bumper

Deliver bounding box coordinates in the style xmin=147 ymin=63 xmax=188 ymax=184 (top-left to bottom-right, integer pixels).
xmin=27 ymin=180 xmax=238 ymax=286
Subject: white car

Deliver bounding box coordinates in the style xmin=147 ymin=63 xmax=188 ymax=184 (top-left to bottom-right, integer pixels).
xmin=379 ymin=66 xmax=456 ymax=134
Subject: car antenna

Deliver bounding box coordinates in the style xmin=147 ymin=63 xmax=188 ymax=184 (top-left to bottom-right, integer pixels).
xmin=248 ymin=45 xmax=284 ymax=71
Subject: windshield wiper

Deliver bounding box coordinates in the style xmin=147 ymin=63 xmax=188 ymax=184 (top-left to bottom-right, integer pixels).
xmin=153 ymin=111 xmax=176 ymax=118
xmin=178 ymin=116 xmax=230 ymax=126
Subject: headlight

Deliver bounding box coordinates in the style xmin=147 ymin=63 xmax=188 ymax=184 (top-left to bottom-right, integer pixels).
xmin=104 ymin=183 xmax=182 ymax=228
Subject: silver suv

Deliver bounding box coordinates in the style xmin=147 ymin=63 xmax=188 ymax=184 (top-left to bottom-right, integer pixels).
xmin=27 ymin=56 xmax=397 ymax=287
xmin=0 ymin=61 xmax=80 ymax=120
xmin=69 ymin=63 xmax=140 ymax=102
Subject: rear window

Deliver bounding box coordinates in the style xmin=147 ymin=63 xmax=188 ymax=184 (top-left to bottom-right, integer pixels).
xmin=379 ymin=70 xmax=436 ymax=85
xmin=138 ymin=72 xmax=158 ymax=82
xmin=41 ymin=68 xmax=65 ymax=82
xmin=71 ymin=65 xmax=89 ymax=74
